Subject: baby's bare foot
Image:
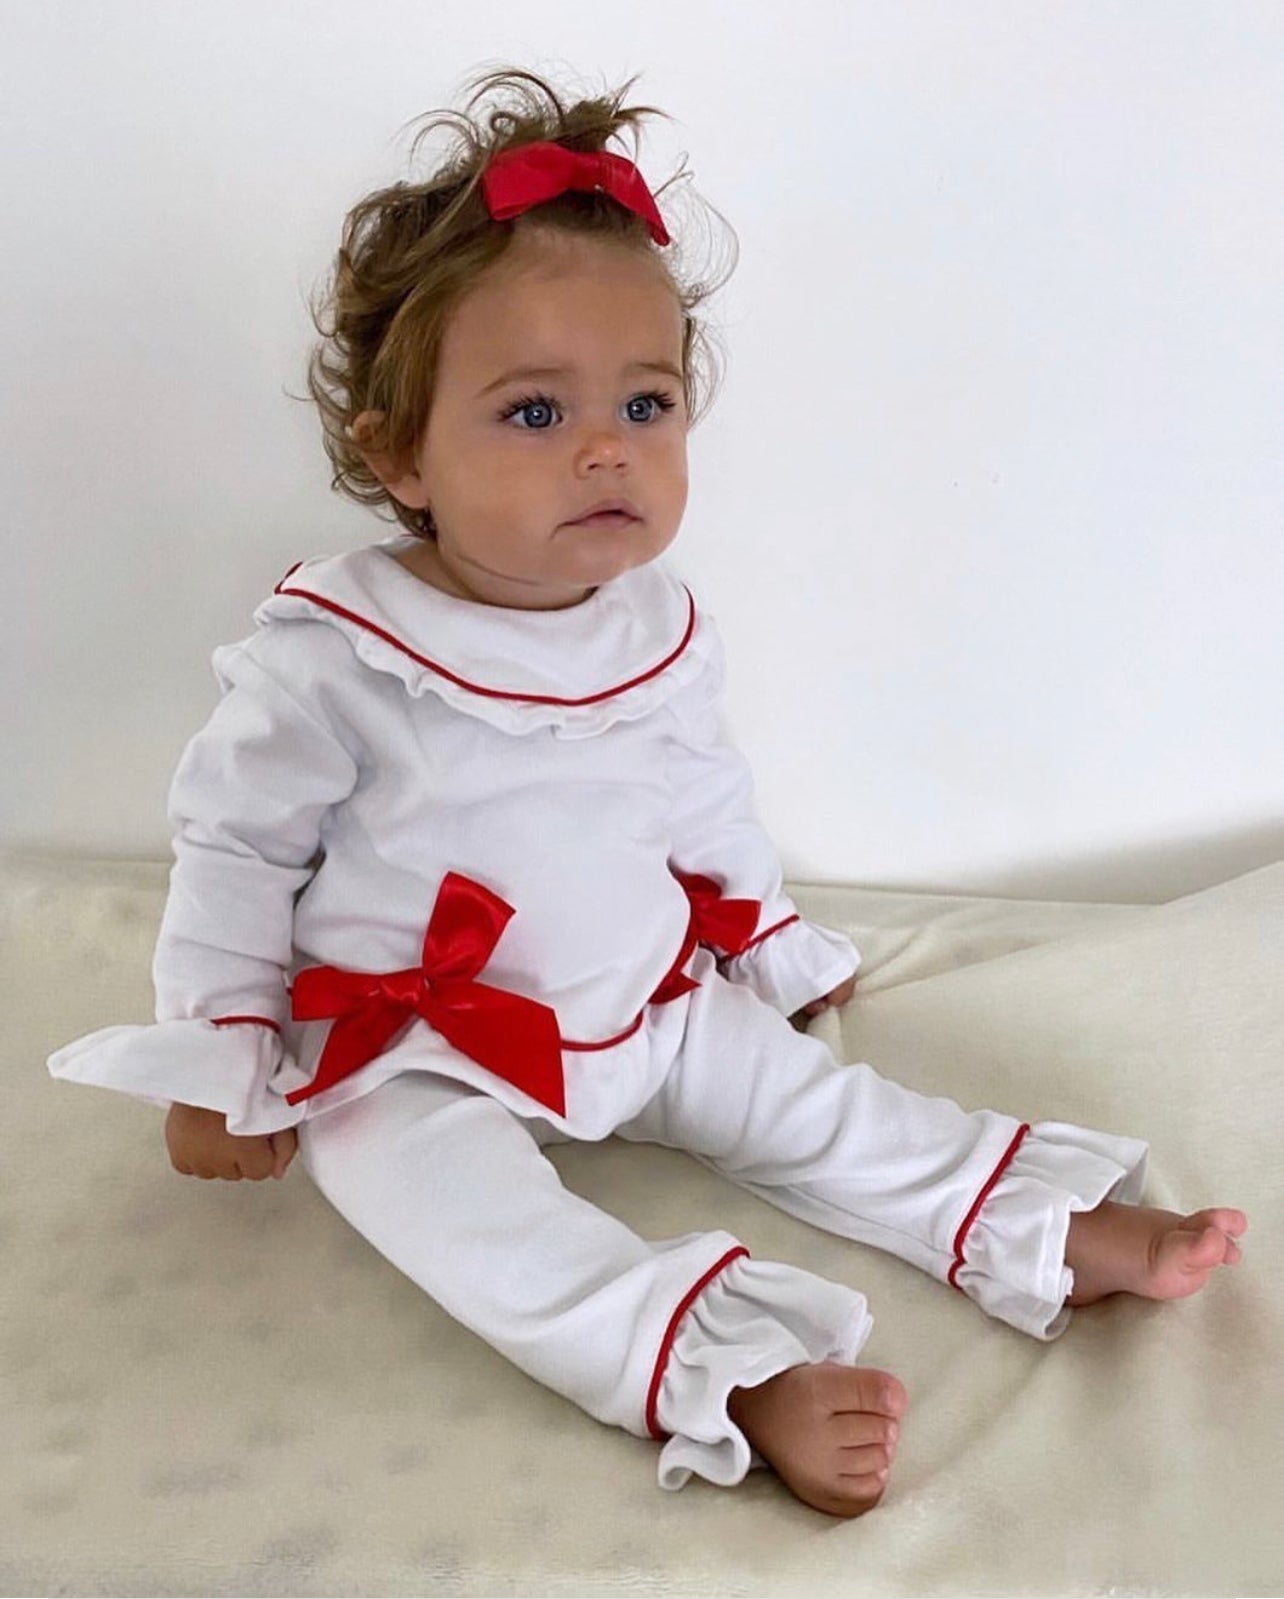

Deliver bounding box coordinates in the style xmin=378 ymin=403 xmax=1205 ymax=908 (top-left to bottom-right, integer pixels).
xmin=727 ymin=1363 xmax=908 ymax=1519
xmin=1065 ymin=1201 xmax=1247 ymax=1307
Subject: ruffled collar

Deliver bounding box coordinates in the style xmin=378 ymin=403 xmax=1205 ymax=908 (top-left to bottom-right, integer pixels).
xmin=254 ymin=536 xmax=716 ymax=738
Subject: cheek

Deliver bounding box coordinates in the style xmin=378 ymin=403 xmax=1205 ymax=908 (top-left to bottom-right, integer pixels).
xmin=446 ymin=459 xmax=527 ymax=515
xmin=659 ymin=446 xmax=689 ymax=505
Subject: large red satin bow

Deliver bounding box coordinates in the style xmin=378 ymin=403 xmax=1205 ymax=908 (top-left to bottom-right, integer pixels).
xmin=481 ymin=141 xmax=671 ymax=246
xmin=286 ymin=872 xmax=567 ymax=1116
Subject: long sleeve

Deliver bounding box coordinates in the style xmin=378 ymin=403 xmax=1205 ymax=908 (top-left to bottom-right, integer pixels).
xmin=154 ymin=632 xmax=361 ymax=1026
xmin=664 ymin=617 xmax=859 ymax=1017
xmin=48 ymin=625 xmax=362 ymax=1133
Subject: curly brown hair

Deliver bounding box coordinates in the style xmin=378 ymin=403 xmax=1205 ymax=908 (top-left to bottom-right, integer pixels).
xmin=304 ymin=65 xmax=738 ymax=540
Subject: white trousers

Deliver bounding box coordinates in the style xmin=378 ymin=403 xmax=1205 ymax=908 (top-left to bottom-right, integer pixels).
xmin=298 ymin=959 xmax=1147 ymax=1490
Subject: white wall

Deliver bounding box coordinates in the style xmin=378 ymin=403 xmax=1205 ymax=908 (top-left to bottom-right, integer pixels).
xmin=4 ymin=0 xmax=1282 ymax=900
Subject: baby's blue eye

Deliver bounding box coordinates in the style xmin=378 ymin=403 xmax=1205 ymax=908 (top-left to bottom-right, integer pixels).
xmin=505 ymin=396 xmax=558 ymax=429
xmin=626 ymin=394 xmax=660 ymax=423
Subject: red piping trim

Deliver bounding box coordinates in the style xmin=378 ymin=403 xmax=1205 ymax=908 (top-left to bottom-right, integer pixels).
xmin=645 ymin=1245 xmax=750 ymax=1440
xmin=561 ymin=1013 xmax=645 ymax=1053
xmin=738 ymin=913 xmax=799 ymax=953
xmin=556 ymin=912 xmax=699 ymax=1049
xmin=273 ymin=578 xmax=697 ymax=708
xmin=948 ymin=1123 xmax=1031 ymax=1289
xmin=210 ymin=1015 xmax=281 ymax=1033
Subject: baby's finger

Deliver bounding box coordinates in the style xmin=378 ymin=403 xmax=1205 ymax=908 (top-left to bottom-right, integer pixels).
xmin=270 ymin=1128 xmax=299 ymax=1179
xmin=235 ymin=1140 xmax=279 ymax=1181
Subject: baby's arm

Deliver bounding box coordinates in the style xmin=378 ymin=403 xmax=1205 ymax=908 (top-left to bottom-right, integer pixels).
xmin=151 ymin=630 xmax=362 ymax=1137
xmin=47 ymin=624 xmax=363 ymax=1146
xmin=664 ymin=617 xmax=859 ymax=1016
xmin=157 ymin=637 xmax=358 ymax=1017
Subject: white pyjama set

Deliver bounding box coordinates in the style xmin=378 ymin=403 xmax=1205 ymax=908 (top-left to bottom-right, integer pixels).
xmin=49 ymin=536 xmax=1148 ymax=1490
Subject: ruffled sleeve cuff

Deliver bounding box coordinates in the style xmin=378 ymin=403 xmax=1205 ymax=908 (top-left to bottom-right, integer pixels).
xmin=951 ymin=1119 xmax=1149 ymax=1340
xmin=652 ymin=1255 xmax=873 ymax=1491
xmin=720 ymin=917 xmax=860 ymax=1018
xmin=47 ymin=1019 xmax=307 ymax=1136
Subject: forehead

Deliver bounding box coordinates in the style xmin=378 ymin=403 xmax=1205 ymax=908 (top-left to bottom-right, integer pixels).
xmin=442 ymin=230 xmax=683 ymax=370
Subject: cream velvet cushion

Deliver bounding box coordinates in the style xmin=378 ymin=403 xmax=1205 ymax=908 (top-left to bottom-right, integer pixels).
xmin=5 ymin=852 xmax=1281 ymax=1596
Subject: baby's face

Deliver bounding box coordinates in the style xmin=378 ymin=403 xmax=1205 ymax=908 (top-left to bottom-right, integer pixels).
xmin=393 ymin=227 xmax=689 ymax=610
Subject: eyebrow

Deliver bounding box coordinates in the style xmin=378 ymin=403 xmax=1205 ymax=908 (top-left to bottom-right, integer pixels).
xmin=476 ymin=360 xmax=684 ymax=398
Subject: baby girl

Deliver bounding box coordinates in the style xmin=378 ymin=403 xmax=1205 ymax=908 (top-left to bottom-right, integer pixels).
xmin=48 ymin=66 xmax=1245 ymax=1518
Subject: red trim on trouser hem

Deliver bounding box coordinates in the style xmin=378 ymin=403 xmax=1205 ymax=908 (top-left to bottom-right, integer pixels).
xmin=210 ymin=1016 xmax=281 ymax=1033
xmin=645 ymin=1246 xmax=751 ymax=1440
xmin=948 ymin=1123 xmax=1031 ymax=1289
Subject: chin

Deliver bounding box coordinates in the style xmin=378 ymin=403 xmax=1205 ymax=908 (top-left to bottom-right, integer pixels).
xmin=585 ymin=552 xmax=656 ymax=585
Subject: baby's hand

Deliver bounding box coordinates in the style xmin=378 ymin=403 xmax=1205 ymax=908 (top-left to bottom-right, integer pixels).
xmin=790 ymin=973 xmax=858 ymax=1030
xmin=165 ymin=1103 xmax=297 ymax=1181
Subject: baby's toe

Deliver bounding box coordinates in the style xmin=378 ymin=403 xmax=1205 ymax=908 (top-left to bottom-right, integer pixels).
xmin=1156 ymin=1222 xmax=1235 ymax=1295
xmin=840 ymin=1436 xmax=896 ymax=1477
xmin=822 ymin=1467 xmax=890 ymax=1520
xmin=848 ymin=1368 xmax=908 ymax=1420
xmin=1200 ymin=1207 xmax=1248 ymax=1242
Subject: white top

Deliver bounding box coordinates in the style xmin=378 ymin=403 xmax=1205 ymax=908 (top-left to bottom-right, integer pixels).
xmin=48 ymin=537 xmax=860 ymax=1137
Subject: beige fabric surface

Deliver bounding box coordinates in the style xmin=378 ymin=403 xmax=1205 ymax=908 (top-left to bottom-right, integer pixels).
xmin=3 ymin=850 xmax=1281 ymax=1597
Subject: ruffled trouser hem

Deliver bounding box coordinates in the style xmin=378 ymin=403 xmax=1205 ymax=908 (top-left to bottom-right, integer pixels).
xmin=954 ymin=1119 xmax=1149 ymax=1338
xmin=653 ymin=1257 xmax=873 ymax=1489
xmin=646 ymin=1123 xmax=1147 ymax=1488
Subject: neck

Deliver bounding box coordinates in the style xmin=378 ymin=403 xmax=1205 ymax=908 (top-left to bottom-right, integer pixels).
xmin=394 ymin=540 xmax=596 ymax=611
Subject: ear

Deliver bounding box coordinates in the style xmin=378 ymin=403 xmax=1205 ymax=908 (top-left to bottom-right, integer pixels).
xmin=349 ymin=411 xmax=430 ymax=510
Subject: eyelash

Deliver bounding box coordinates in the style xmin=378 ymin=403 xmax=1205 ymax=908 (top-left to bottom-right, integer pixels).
xmin=497 ymin=389 xmax=678 ymax=428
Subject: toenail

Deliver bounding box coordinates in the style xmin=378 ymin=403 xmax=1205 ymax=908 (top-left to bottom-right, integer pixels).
xmin=888 ymin=1421 xmax=899 ymax=1444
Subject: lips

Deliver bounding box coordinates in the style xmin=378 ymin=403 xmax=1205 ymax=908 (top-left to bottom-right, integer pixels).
xmin=567 ymin=499 xmax=642 ymax=525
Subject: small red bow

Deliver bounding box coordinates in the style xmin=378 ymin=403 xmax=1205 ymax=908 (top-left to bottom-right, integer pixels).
xmin=286 ymin=872 xmax=566 ymax=1116
xmin=674 ymin=871 xmax=760 ymax=956
xmin=650 ymin=873 xmax=761 ymax=1004
xmin=481 ymin=141 xmax=671 ymax=246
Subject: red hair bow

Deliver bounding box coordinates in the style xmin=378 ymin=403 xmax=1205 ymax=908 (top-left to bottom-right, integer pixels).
xmin=286 ymin=872 xmax=567 ymax=1116
xmin=482 ymin=141 xmax=671 ymax=246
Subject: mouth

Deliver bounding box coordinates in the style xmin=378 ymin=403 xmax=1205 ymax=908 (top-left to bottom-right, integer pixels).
xmin=565 ymin=499 xmax=642 ymax=528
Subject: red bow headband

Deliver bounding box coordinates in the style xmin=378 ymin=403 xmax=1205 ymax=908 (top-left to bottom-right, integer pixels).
xmin=481 ymin=141 xmax=671 ymax=247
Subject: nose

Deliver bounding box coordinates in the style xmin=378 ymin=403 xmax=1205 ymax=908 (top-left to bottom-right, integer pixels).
xmin=574 ymin=420 xmax=630 ymax=474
